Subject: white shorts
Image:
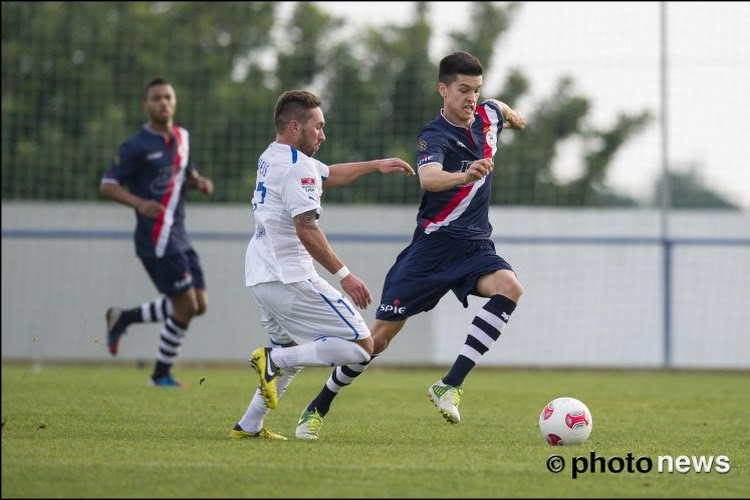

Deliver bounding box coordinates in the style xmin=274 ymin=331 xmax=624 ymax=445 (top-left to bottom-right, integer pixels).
xmin=248 ymin=275 xmax=371 ymax=346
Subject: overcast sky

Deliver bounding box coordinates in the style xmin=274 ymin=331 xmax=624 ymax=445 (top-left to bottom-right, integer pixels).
xmin=300 ymin=1 xmax=749 ymax=209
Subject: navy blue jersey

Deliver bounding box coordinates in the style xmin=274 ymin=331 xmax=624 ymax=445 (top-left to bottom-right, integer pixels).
xmin=415 ymin=100 xmax=504 ymax=239
xmin=101 ymin=125 xmax=195 ymax=258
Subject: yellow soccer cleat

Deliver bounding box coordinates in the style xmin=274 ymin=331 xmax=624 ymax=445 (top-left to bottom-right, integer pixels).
xmin=427 ymin=379 xmax=463 ymax=424
xmin=249 ymin=347 xmax=279 ymax=409
xmin=229 ymin=425 xmax=287 ymax=440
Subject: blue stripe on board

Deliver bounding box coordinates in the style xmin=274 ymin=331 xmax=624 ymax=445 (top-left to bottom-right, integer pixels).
xmin=2 ymin=228 xmax=749 ymax=247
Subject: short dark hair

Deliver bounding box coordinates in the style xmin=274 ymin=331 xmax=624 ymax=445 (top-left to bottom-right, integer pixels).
xmin=274 ymin=90 xmax=322 ymax=133
xmin=143 ymin=76 xmax=170 ymax=99
xmin=438 ymin=51 xmax=484 ymax=85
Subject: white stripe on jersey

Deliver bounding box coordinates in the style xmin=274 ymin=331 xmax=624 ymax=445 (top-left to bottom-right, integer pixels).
xmin=154 ymin=127 xmax=189 ymax=258
xmin=481 ymin=101 xmax=502 ymax=158
xmin=423 ymin=177 xmax=486 ymax=234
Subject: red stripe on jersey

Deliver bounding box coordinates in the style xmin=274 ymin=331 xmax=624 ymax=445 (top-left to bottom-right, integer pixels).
xmin=475 ymin=105 xmax=493 ymax=159
xmin=423 ymin=183 xmax=474 ymax=230
xmin=151 ymin=127 xmax=183 ymax=246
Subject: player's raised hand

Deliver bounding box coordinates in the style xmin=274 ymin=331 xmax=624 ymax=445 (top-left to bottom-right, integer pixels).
xmin=504 ymin=109 xmax=526 ymax=130
xmin=340 ymin=273 xmax=373 ymax=309
xmin=375 ymin=158 xmax=415 ymax=176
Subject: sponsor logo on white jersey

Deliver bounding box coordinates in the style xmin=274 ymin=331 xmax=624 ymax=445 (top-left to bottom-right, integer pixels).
xmin=301 ymin=177 xmax=316 ymax=192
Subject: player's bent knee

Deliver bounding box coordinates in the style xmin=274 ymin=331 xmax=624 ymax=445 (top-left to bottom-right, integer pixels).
xmin=351 ymin=342 xmax=372 ymax=364
xmin=196 ymin=295 xmax=208 ymax=316
xmin=509 ymin=282 xmax=524 ymax=302
xmin=357 ymin=336 xmax=374 ymax=356
xmin=171 ymin=298 xmax=200 ymax=319
xmin=497 ymin=275 xmax=523 ymax=303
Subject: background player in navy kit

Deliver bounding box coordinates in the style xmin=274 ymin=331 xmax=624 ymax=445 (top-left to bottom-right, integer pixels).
xmin=100 ymin=77 xmax=214 ymax=387
xmin=296 ymin=51 xmax=527 ymax=437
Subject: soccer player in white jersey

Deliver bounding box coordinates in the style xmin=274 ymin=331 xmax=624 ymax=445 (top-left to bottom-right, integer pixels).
xmin=229 ymin=90 xmax=414 ymax=440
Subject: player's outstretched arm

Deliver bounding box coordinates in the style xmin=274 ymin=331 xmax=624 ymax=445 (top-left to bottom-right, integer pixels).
xmin=293 ymin=209 xmax=372 ymax=309
xmin=323 ymin=157 xmax=414 ymax=187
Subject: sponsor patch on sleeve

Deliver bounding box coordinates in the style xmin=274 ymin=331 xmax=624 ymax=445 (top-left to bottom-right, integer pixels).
xmin=417 ymin=154 xmax=435 ymax=167
xmin=301 ymin=177 xmax=317 ymax=192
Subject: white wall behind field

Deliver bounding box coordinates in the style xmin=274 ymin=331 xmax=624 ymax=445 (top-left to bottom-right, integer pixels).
xmin=2 ymin=201 xmax=749 ymax=369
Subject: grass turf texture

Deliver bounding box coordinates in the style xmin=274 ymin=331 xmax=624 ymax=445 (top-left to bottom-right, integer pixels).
xmin=2 ymin=364 xmax=748 ymax=498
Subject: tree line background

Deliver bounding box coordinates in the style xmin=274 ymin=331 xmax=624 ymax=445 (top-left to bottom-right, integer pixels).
xmin=1 ymin=1 xmax=738 ymax=208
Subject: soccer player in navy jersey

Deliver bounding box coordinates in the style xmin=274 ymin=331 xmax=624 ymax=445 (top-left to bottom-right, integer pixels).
xmin=296 ymin=51 xmax=527 ymax=437
xmin=100 ymin=77 xmax=214 ymax=387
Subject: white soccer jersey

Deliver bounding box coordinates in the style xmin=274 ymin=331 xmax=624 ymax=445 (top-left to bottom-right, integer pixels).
xmin=245 ymin=141 xmax=330 ymax=286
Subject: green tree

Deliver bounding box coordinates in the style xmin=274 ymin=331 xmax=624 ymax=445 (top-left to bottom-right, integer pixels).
xmin=448 ymin=3 xmax=652 ymax=206
xmin=289 ymin=2 xmax=653 ymax=206
xmin=1 ymin=1 xmax=277 ymax=201
xmin=4 ymin=1 xmax=725 ymax=209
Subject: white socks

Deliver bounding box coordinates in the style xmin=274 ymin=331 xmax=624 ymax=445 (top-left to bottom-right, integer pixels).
xmin=236 ymin=338 xmax=370 ymax=433
xmin=238 ymin=366 xmax=303 ymax=433
xmin=271 ymin=337 xmax=370 ymax=368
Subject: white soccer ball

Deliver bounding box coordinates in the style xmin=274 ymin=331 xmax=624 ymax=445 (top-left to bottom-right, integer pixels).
xmin=539 ymin=397 xmax=593 ymax=446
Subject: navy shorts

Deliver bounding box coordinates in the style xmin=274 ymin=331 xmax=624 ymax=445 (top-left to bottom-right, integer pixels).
xmin=375 ymin=230 xmax=513 ymax=321
xmin=139 ymin=248 xmax=206 ymax=296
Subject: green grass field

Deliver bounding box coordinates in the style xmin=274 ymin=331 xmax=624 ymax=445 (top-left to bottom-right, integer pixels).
xmin=2 ymin=363 xmax=748 ymax=498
